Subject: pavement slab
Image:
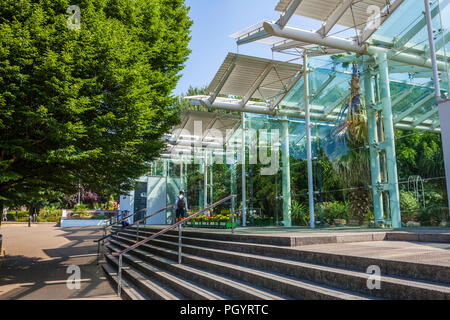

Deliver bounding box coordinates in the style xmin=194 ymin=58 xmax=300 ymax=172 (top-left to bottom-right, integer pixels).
xmin=0 ymin=224 xmax=120 ymax=300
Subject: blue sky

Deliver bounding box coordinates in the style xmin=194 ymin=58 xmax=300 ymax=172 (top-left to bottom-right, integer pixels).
xmin=173 ymin=0 xmax=323 ymax=96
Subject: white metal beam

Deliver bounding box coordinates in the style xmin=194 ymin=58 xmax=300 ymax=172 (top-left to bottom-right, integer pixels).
xmin=277 ymin=0 xmax=303 ymax=28
xmin=209 ymin=62 xmax=236 ymax=104
xmin=202 ymin=114 xmax=219 ymax=141
xmin=317 ymin=0 xmax=354 ymax=37
xmin=241 ymin=62 xmax=274 ymax=106
xmin=187 ymin=98 xmax=440 ymax=133
xmin=263 ymin=22 xmax=448 ymax=71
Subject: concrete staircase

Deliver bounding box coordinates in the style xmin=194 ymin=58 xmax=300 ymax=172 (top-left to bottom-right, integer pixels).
xmin=101 ymin=226 xmax=450 ymax=300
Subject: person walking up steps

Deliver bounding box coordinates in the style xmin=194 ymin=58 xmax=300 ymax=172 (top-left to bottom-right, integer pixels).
xmin=175 ymin=190 xmax=188 ymax=223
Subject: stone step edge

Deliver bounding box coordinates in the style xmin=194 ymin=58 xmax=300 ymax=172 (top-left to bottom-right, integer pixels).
xmin=115 ymin=232 xmax=450 ymax=293
xmin=111 ymin=237 xmax=371 ymax=300
xmin=107 ymin=244 xmax=226 ymax=300
xmin=109 ymin=238 xmax=286 ymax=300
xmin=101 ymin=262 xmax=147 ymax=300
xmin=112 ymin=229 xmax=450 ymax=284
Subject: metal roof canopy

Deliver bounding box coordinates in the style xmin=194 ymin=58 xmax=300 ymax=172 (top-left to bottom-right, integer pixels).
xmin=232 ymin=0 xmax=405 ymax=56
xmin=207 ymin=53 xmax=302 ymax=104
xmin=162 ymin=110 xmax=241 ymax=160
xmin=275 ymin=0 xmax=392 ymax=32
xmin=185 ymin=56 xmax=442 ymax=133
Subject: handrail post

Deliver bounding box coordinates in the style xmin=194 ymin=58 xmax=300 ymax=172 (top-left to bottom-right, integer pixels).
xmin=136 ymin=222 xmax=139 ymax=242
xmin=231 ymin=196 xmax=235 ymax=234
xmin=97 ymin=241 xmax=100 ymax=265
xmin=178 ymin=223 xmax=182 ymax=264
xmin=118 ymin=253 xmax=123 ymax=298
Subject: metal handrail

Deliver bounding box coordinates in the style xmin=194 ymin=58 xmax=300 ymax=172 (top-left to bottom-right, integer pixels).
xmin=95 ymin=204 xmax=175 ymax=243
xmin=95 ymin=204 xmax=175 ymax=264
xmin=106 ymin=208 xmax=147 ymax=229
xmin=112 ymin=194 xmax=236 ymax=297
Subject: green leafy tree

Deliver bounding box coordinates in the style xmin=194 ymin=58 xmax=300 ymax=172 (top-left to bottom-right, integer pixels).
xmin=0 ymin=0 xmax=192 ymax=206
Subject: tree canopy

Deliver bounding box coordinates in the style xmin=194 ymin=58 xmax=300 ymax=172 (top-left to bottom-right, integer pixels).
xmin=0 ymin=0 xmax=192 ymax=204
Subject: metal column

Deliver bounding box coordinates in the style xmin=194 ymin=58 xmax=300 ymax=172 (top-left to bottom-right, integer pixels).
xmin=180 ymin=161 xmax=184 ymax=190
xmin=304 ymin=54 xmax=315 ymax=229
xmin=424 ymin=0 xmax=442 ymax=101
xmin=231 ymin=160 xmax=237 ymax=195
xmin=438 ymin=100 xmax=450 ymax=210
xmin=425 ymin=0 xmax=448 ymax=208
xmin=280 ymin=119 xmax=292 ymax=227
xmin=364 ymin=65 xmax=384 ymax=224
xmin=199 ymin=158 xmax=204 ymax=210
xmin=209 ymin=158 xmax=213 ymax=205
xmin=204 ymin=150 xmax=208 ymax=213
xmin=375 ymin=52 xmax=401 ymax=228
xmin=163 ymin=160 xmax=168 ymax=177
xmin=241 ymin=112 xmax=247 ymax=227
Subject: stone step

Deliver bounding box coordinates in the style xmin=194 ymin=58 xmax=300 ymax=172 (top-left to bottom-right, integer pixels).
xmin=107 ymin=243 xmax=227 ymax=300
xmin=111 ymin=235 xmax=372 ymax=300
xmin=105 ymin=252 xmax=183 ymax=300
xmin=101 ymin=262 xmax=148 ymax=300
xmin=113 ymin=227 xmax=450 ymax=285
xmin=123 ymin=233 xmax=450 ymax=300
xmin=108 ymin=237 xmax=287 ymax=300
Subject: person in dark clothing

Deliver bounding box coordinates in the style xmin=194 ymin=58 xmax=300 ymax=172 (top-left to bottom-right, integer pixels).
xmin=122 ymin=211 xmax=130 ymax=228
xmin=175 ymin=190 xmax=188 ymax=223
xmin=33 ymin=206 xmax=40 ymax=223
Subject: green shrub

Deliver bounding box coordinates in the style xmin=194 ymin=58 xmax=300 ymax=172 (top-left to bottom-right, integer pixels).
xmin=5 ymin=211 xmax=29 ymax=221
xmin=72 ymin=203 xmax=90 ymax=216
xmin=365 ymin=210 xmax=374 ymax=222
xmin=400 ymin=191 xmax=420 ymax=221
xmin=418 ymin=207 xmax=449 ymax=226
xmin=291 ymin=201 xmax=309 ymax=226
xmin=90 ymin=215 xmax=108 ymax=220
xmin=318 ymin=201 xmax=349 ymax=224
xmin=425 ymin=191 xmax=445 ymax=207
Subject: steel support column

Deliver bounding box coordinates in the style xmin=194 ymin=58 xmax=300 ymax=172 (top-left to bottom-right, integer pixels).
xmin=375 ymin=52 xmax=401 ymax=228
xmin=199 ymin=158 xmax=204 ymax=211
xmin=438 ymin=100 xmax=450 ymax=209
xmin=180 ymin=161 xmax=184 ymax=191
xmin=209 ymin=158 xmax=213 ymax=205
xmin=231 ymin=160 xmax=237 ymax=196
xmin=204 ymin=150 xmax=208 ymax=213
xmin=241 ymin=113 xmax=247 ymax=227
xmin=280 ymin=119 xmax=292 ymax=227
xmin=304 ymin=54 xmax=315 ymax=229
xmin=424 ymin=0 xmax=442 ymax=101
xmin=364 ymin=65 xmax=384 ymax=224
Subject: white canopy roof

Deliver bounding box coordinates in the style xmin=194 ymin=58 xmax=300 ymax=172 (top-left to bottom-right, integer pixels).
xmin=275 ymin=0 xmax=391 ymax=31
xmin=208 ymin=53 xmax=302 ymax=102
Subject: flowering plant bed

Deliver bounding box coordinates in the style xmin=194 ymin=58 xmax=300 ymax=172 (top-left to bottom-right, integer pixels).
xmin=185 ymin=214 xmax=233 ymax=229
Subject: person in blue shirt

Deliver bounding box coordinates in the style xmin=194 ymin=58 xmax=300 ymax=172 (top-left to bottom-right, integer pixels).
xmin=122 ymin=210 xmax=130 ymax=228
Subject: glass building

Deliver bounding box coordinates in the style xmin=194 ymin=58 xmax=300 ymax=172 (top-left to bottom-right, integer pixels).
xmin=121 ymin=0 xmax=450 ymax=230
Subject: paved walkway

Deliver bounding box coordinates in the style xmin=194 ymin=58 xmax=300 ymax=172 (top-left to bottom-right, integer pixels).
xmin=0 ymin=224 xmax=119 ymax=300
xmin=296 ymin=241 xmax=450 ymax=267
